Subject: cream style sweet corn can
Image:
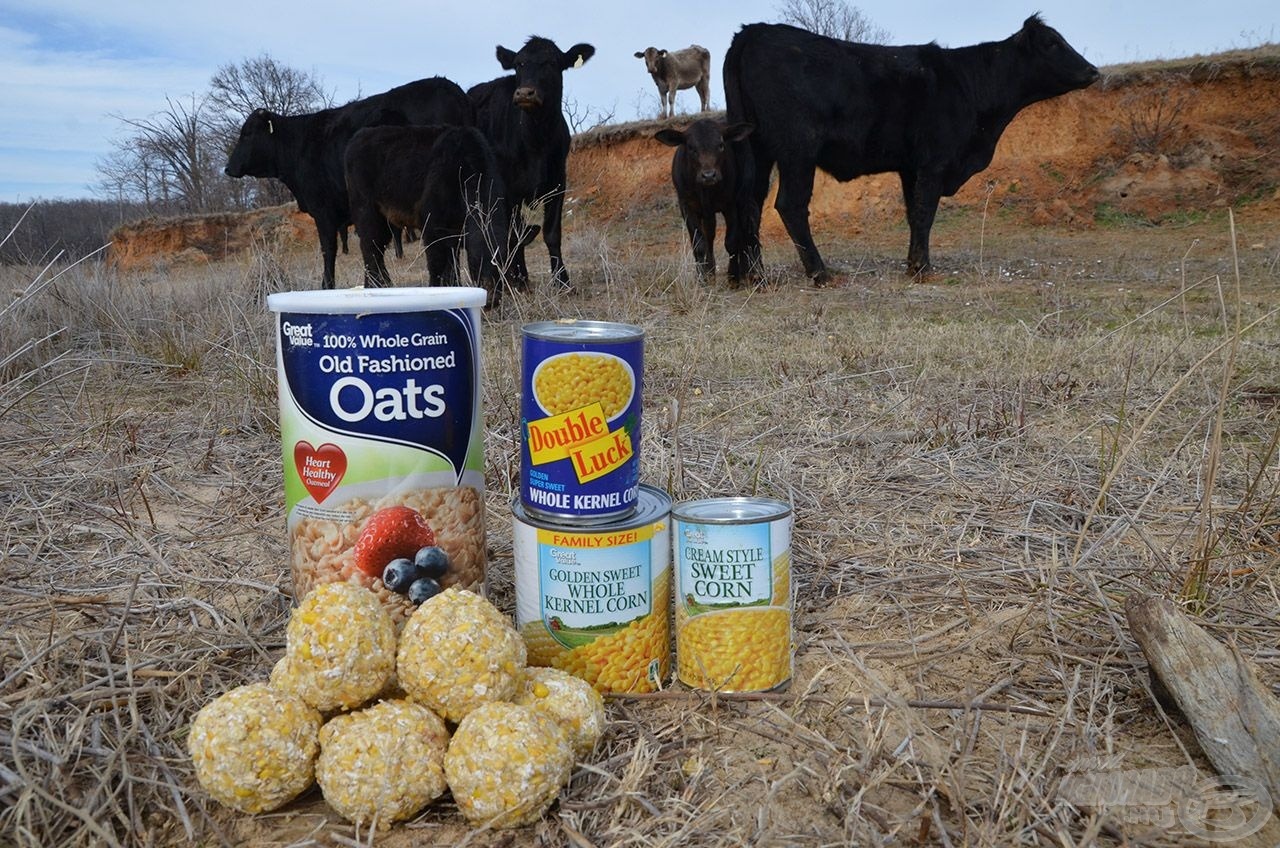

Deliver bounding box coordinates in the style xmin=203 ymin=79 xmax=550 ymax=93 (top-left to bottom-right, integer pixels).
xmin=520 ymin=320 xmax=643 ymax=524
xmin=514 ymin=485 xmax=671 ymax=694
xmin=267 ymin=287 xmax=487 ymax=627
xmin=672 ymin=497 xmax=793 ymax=693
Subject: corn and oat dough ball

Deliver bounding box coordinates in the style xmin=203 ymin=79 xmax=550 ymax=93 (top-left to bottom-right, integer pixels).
xmin=397 ymin=588 xmax=525 ymax=722
xmin=275 ymin=582 xmax=396 ymax=712
xmin=444 ymin=701 xmax=573 ymax=828
xmin=316 ymin=699 xmax=450 ymax=828
xmin=188 ymin=683 xmax=321 ymax=814
xmin=513 ymin=667 xmax=606 ymax=759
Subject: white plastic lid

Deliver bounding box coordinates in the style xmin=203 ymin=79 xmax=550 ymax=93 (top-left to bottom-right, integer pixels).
xmin=267 ymin=286 xmax=487 ymax=314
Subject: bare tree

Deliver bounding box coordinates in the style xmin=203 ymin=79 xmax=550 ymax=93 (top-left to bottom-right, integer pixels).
xmin=100 ymin=94 xmax=224 ymax=214
xmin=775 ymin=0 xmax=890 ymax=42
xmin=564 ymin=97 xmax=617 ymax=135
xmin=208 ymin=54 xmax=333 ymax=120
xmin=92 ymin=53 xmax=332 ymax=215
xmin=208 ymin=55 xmax=333 ymax=208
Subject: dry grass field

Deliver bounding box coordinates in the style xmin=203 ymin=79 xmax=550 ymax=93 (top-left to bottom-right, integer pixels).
xmin=6 ymin=48 xmax=1280 ymax=843
xmin=3 ymin=199 xmax=1279 ymax=847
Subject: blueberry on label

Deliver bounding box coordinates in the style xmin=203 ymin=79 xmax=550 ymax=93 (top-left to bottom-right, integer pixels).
xmin=407 ymin=576 xmax=443 ymax=604
xmin=413 ymin=546 xmax=450 ymax=579
xmin=382 ymin=558 xmax=421 ymax=594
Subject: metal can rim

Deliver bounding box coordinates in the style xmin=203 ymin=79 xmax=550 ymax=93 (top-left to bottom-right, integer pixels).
xmin=268 ymin=286 xmax=487 ymax=314
xmin=671 ymin=496 xmax=792 ymax=524
xmin=522 ymin=319 xmax=645 ymax=343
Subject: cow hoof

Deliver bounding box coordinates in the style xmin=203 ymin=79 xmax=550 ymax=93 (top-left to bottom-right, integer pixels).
xmin=811 ymin=269 xmax=833 ymax=287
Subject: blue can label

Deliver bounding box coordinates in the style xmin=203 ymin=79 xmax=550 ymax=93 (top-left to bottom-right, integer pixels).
xmin=279 ymin=309 xmax=478 ymax=481
xmin=521 ymin=326 xmax=642 ymax=522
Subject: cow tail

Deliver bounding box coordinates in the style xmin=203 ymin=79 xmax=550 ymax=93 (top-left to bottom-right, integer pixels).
xmin=723 ymin=28 xmax=770 ymax=207
xmin=722 ymin=30 xmax=750 ymax=125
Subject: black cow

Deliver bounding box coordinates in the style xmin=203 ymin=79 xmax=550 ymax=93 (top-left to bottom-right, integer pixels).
xmin=344 ymin=125 xmax=510 ymax=307
xmin=224 ymin=77 xmax=473 ymax=288
xmin=634 ymin=45 xmax=712 ymax=119
xmin=468 ymin=36 xmax=594 ymax=291
xmin=724 ymin=16 xmax=1099 ymax=283
xmin=654 ymin=120 xmax=760 ymax=285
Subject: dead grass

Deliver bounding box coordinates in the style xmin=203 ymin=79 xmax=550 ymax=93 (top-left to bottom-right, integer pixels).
xmin=2 ymin=208 xmax=1279 ymax=847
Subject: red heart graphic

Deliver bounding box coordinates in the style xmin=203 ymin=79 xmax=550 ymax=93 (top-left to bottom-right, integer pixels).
xmin=293 ymin=441 xmax=347 ymax=504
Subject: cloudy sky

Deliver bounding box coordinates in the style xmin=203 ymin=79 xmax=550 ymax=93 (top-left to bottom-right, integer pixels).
xmin=2 ymin=0 xmax=1276 ymax=201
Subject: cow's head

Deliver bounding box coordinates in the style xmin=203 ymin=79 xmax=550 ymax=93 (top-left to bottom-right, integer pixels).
xmin=634 ymin=47 xmax=667 ymax=75
xmin=655 ymin=120 xmax=753 ymax=187
xmin=224 ymin=108 xmax=281 ymax=179
xmin=1013 ymin=15 xmax=1100 ymax=98
xmin=495 ymin=36 xmax=595 ymax=111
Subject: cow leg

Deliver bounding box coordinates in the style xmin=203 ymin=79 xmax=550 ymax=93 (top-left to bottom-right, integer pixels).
xmin=393 ymin=227 xmax=404 ymax=259
xmin=696 ymin=78 xmax=710 ymax=113
xmin=900 ymin=171 xmax=941 ymax=274
xmin=541 ymin=191 xmax=571 ymax=290
xmin=773 ymin=161 xmax=829 ymax=284
xmin=681 ymin=201 xmax=715 ymax=279
xmin=317 ymin=222 xmax=339 ymax=289
xmin=724 ymin=203 xmax=760 ymax=287
xmin=357 ymin=219 xmax=394 ymax=287
xmin=424 ymin=228 xmax=459 ymax=286
xmin=503 ymin=207 xmax=531 ymax=291
xmin=340 ymin=226 xmax=349 ymax=256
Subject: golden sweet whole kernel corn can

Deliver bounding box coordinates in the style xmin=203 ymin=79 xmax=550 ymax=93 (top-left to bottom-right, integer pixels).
xmin=521 ymin=320 xmax=643 ymax=524
xmin=514 ymin=486 xmax=671 ymax=694
xmin=672 ymin=497 xmax=793 ymax=693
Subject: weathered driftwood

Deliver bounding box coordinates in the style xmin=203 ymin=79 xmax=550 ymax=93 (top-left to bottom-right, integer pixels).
xmin=1126 ymin=593 xmax=1280 ymax=812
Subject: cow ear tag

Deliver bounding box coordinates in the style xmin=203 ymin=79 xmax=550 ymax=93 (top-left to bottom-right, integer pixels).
xmin=574 ymin=54 xmax=585 ymax=68
xmin=267 ymin=120 xmax=274 ymax=134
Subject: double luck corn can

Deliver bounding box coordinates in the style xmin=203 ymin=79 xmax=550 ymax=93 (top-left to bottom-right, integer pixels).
xmin=672 ymin=497 xmax=794 ymax=693
xmin=521 ymin=320 xmax=643 ymax=524
xmin=267 ymin=287 xmax=487 ymax=626
xmin=514 ymin=486 xmax=671 ymax=694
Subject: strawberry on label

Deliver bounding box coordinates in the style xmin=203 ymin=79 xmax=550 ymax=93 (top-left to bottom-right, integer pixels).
xmin=353 ymin=506 xmax=437 ymax=578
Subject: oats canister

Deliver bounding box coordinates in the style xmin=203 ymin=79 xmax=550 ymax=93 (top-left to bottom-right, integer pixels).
xmin=267 ymin=286 xmax=487 ymax=627
xmin=514 ymin=485 xmax=671 ymax=694
xmin=520 ymin=319 xmax=643 ymax=524
xmin=672 ymin=497 xmax=793 ymax=693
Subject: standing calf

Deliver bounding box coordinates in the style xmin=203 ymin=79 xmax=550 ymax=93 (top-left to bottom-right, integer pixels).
xmin=344 ymin=125 xmax=509 ymax=307
xmin=635 ymin=45 xmax=712 ymax=119
xmin=654 ymin=120 xmax=760 ymax=285
xmin=724 ymin=16 xmax=1099 ymax=283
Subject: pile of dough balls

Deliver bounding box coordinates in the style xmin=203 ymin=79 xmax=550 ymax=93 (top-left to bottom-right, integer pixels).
xmin=189 ymin=584 xmax=608 ymax=831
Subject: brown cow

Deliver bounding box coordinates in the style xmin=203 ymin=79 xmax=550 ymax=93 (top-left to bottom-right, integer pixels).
xmin=634 ymin=45 xmax=711 ymax=119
